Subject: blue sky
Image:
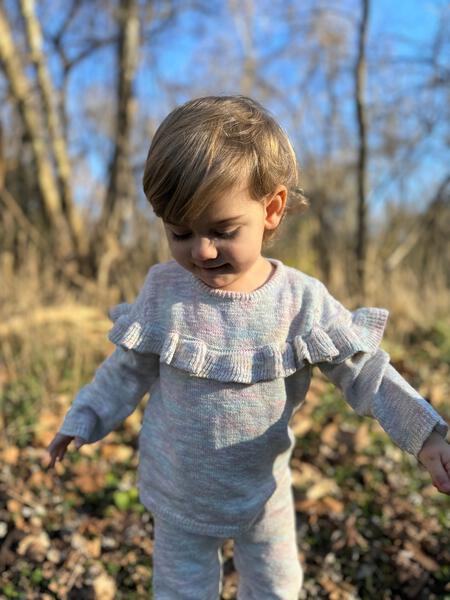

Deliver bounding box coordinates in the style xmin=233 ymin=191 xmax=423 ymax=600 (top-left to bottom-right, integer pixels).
xmin=49 ymin=0 xmax=449 ymax=218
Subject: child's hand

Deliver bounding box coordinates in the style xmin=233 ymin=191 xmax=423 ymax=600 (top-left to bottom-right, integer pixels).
xmin=418 ymin=430 xmax=450 ymax=495
xmin=45 ymin=432 xmax=87 ymax=469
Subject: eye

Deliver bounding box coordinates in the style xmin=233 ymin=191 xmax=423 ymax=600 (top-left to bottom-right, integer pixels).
xmin=170 ymin=229 xmax=239 ymax=241
xmin=170 ymin=232 xmax=191 ymax=240
xmin=218 ymin=229 xmax=239 ymax=239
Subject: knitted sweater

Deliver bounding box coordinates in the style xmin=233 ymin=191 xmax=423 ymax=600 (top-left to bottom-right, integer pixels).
xmin=58 ymin=258 xmax=448 ymax=536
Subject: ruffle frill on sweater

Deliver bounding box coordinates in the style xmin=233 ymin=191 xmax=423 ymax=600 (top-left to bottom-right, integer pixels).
xmin=107 ymin=260 xmax=389 ymax=384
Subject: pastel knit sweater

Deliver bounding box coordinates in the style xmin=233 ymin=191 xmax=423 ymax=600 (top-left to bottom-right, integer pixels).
xmin=58 ymin=258 xmax=448 ymax=536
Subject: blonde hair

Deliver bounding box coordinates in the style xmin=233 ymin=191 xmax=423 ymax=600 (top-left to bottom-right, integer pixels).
xmin=143 ymin=95 xmax=308 ymax=247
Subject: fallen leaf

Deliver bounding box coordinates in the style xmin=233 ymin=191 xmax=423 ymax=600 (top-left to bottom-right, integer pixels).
xmin=92 ymin=572 xmax=117 ymax=600
xmin=6 ymin=499 xmax=22 ymax=514
xmin=345 ymin=514 xmax=368 ymax=549
xmin=291 ymin=460 xmax=323 ymax=488
xmin=17 ymin=531 xmax=50 ymax=561
xmin=101 ymin=443 xmax=133 ymax=462
xmin=354 ymin=422 xmax=371 ymax=452
xmin=1 ymin=446 xmax=20 ymax=465
xmin=321 ymin=422 xmax=340 ymax=447
xmin=290 ymin=414 xmax=314 ymax=437
xmin=322 ymin=496 xmax=345 ymax=514
xmin=307 ymin=478 xmax=339 ymax=500
xmin=404 ymin=541 xmax=439 ymax=572
xmin=72 ymin=462 xmax=107 ymax=493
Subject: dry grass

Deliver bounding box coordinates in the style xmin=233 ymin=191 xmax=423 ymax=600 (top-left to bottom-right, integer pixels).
xmin=1 ymin=248 xmax=449 ymax=446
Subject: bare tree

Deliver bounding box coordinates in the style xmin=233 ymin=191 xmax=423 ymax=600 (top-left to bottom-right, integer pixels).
xmin=0 ymin=0 xmax=448 ymax=308
xmin=354 ymin=0 xmax=369 ymax=301
xmin=19 ymin=0 xmax=88 ymax=258
xmin=0 ymin=4 xmax=72 ymax=256
xmin=94 ymin=0 xmax=140 ymax=286
xmin=102 ymin=0 xmax=140 ymax=224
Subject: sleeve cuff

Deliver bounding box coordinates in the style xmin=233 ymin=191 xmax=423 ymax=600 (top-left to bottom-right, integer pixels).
xmin=58 ymin=408 xmax=99 ymax=443
xmin=409 ymin=415 xmax=449 ymax=458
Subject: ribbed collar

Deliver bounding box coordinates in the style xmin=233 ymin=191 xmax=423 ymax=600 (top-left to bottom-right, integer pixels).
xmin=187 ymin=257 xmax=284 ymax=302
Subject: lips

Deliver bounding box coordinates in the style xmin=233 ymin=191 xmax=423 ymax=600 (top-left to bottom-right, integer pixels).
xmin=199 ymin=264 xmax=226 ymax=270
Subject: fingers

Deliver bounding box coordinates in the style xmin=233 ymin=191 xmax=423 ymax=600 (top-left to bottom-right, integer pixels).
xmin=46 ymin=451 xmax=58 ymax=470
xmin=46 ymin=447 xmax=63 ymax=470
xmin=441 ymin=455 xmax=450 ymax=494
xmin=426 ymin=455 xmax=450 ymax=494
xmin=45 ymin=437 xmax=70 ymax=470
xmin=45 ymin=435 xmax=88 ymax=470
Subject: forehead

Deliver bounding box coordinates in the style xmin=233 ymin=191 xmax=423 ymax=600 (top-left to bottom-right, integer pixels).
xmin=165 ymin=186 xmax=258 ymax=227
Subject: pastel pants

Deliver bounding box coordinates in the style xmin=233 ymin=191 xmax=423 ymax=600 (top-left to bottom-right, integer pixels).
xmin=151 ymin=477 xmax=303 ymax=599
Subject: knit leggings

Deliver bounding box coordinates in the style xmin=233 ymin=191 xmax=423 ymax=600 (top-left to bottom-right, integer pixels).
xmin=151 ymin=475 xmax=303 ymax=600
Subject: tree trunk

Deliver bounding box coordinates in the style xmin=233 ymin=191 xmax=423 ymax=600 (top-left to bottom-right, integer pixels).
xmin=95 ymin=0 xmax=140 ymax=285
xmin=100 ymin=0 xmax=139 ymax=229
xmin=0 ymin=5 xmax=72 ymax=257
xmin=19 ymin=0 xmax=88 ymax=258
xmin=354 ymin=0 xmax=369 ymax=302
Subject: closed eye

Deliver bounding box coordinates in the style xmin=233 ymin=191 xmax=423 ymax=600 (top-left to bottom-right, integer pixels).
xmin=170 ymin=229 xmax=240 ymax=241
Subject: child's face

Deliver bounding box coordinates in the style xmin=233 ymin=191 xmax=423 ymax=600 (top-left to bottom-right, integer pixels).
xmin=162 ymin=184 xmax=286 ymax=291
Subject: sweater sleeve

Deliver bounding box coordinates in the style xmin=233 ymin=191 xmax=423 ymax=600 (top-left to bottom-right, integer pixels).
xmin=306 ymin=279 xmax=448 ymax=457
xmin=317 ymin=348 xmax=448 ymax=457
xmin=57 ymin=346 xmax=159 ymax=443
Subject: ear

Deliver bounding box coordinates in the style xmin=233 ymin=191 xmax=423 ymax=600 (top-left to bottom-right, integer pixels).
xmin=263 ymin=185 xmax=287 ymax=230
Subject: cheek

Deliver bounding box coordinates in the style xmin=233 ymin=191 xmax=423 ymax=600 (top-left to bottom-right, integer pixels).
xmin=226 ymin=240 xmax=257 ymax=262
xmin=166 ymin=239 xmax=184 ymax=259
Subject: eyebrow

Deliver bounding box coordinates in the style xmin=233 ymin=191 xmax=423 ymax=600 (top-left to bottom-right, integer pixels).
xmin=165 ymin=215 xmax=246 ymax=227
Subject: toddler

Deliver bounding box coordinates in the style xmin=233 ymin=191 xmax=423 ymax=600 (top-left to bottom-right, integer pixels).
xmin=47 ymin=96 xmax=450 ymax=600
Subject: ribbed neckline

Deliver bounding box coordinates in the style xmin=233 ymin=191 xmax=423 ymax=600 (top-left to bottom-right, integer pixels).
xmin=188 ymin=257 xmax=283 ymax=301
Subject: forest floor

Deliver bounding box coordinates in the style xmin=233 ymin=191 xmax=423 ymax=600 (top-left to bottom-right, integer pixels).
xmin=1 ymin=320 xmax=449 ymax=599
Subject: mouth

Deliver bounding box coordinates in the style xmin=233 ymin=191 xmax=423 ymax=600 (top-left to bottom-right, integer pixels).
xmin=198 ymin=263 xmax=228 ymax=272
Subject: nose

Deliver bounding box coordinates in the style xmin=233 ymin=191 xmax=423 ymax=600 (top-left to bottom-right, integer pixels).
xmin=191 ymin=236 xmax=218 ymax=262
